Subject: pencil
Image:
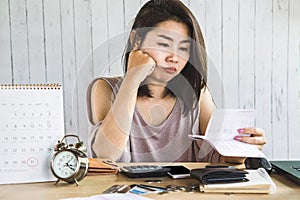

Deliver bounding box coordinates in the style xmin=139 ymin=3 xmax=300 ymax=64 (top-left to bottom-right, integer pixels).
xmin=137 ymin=184 xmax=166 ymax=191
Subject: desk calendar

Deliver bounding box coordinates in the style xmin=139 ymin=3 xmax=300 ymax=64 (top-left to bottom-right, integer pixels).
xmin=0 ymin=84 xmax=64 ymax=184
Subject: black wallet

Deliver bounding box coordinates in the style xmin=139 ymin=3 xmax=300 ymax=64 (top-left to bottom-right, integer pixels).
xmin=190 ymin=167 xmax=249 ymax=184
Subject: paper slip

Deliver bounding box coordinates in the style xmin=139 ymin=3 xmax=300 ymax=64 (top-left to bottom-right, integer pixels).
xmin=189 ymin=109 xmax=265 ymax=157
xmin=60 ymin=193 xmax=152 ymax=200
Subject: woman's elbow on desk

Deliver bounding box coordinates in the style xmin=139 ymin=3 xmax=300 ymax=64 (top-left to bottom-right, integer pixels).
xmin=92 ymin=132 xmax=124 ymax=162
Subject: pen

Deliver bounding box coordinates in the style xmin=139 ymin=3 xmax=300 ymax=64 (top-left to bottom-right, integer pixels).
xmin=137 ymin=184 xmax=166 ymax=191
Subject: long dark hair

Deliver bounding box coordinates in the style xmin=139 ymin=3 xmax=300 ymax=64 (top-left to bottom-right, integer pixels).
xmin=123 ymin=0 xmax=207 ymax=115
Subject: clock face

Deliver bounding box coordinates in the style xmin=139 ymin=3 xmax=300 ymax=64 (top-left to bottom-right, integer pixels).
xmin=51 ymin=150 xmax=79 ymax=179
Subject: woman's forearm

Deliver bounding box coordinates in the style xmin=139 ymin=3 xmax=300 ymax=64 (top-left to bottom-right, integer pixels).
xmin=92 ymin=75 xmax=139 ymax=160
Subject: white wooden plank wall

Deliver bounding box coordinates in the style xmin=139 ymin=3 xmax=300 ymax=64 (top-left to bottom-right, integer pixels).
xmin=0 ymin=0 xmax=299 ymax=160
xmin=255 ymin=0 xmax=273 ymax=159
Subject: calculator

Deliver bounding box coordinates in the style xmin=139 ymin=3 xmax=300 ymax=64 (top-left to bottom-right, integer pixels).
xmin=120 ymin=165 xmax=171 ymax=178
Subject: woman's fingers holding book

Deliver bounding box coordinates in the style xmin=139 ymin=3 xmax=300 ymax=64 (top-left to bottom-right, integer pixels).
xmin=234 ymin=127 xmax=266 ymax=150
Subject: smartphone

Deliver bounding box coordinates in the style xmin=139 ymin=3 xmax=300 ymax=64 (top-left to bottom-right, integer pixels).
xmin=164 ymin=165 xmax=191 ymax=179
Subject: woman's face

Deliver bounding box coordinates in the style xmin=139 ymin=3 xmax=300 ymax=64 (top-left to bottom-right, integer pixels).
xmin=139 ymin=20 xmax=191 ymax=83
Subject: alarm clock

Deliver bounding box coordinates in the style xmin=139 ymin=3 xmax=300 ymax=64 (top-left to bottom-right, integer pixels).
xmin=50 ymin=134 xmax=89 ymax=185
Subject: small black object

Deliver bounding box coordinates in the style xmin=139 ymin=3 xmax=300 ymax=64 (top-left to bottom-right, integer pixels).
xmin=164 ymin=165 xmax=191 ymax=179
xmin=190 ymin=168 xmax=249 ymax=184
xmin=244 ymin=157 xmax=273 ymax=174
xmin=121 ymin=165 xmax=170 ymax=178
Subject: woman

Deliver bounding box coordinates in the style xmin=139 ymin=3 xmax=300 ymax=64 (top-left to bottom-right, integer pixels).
xmin=87 ymin=0 xmax=266 ymax=163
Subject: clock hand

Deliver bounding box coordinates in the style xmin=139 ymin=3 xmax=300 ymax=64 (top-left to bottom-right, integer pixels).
xmin=63 ymin=161 xmax=75 ymax=171
xmin=63 ymin=158 xmax=74 ymax=167
xmin=67 ymin=158 xmax=75 ymax=166
xmin=67 ymin=157 xmax=73 ymax=164
xmin=68 ymin=165 xmax=76 ymax=171
xmin=63 ymin=161 xmax=72 ymax=168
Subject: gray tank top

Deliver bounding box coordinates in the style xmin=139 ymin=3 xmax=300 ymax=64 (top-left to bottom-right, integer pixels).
xmin=88 ymin=77 xmax=221 ymax=162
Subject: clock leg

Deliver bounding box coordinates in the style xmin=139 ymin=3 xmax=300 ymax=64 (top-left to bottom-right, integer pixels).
xmin=74 ymin=178 xmax=79 ymax=186
xmin=55 ymin=179 xmax=60 ymax=185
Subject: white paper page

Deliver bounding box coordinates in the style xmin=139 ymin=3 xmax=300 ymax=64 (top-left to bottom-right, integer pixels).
xmin=61 ymin=193 xmax=153 ymax=200
xmin=189 ymin=109 xmax=265 ymax=157
xmin=0 ymin=86 xmax=64 ymax=184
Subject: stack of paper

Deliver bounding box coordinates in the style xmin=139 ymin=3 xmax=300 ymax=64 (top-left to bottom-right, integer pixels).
xmin=88 ymin=158 xmax=120 ymax=175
